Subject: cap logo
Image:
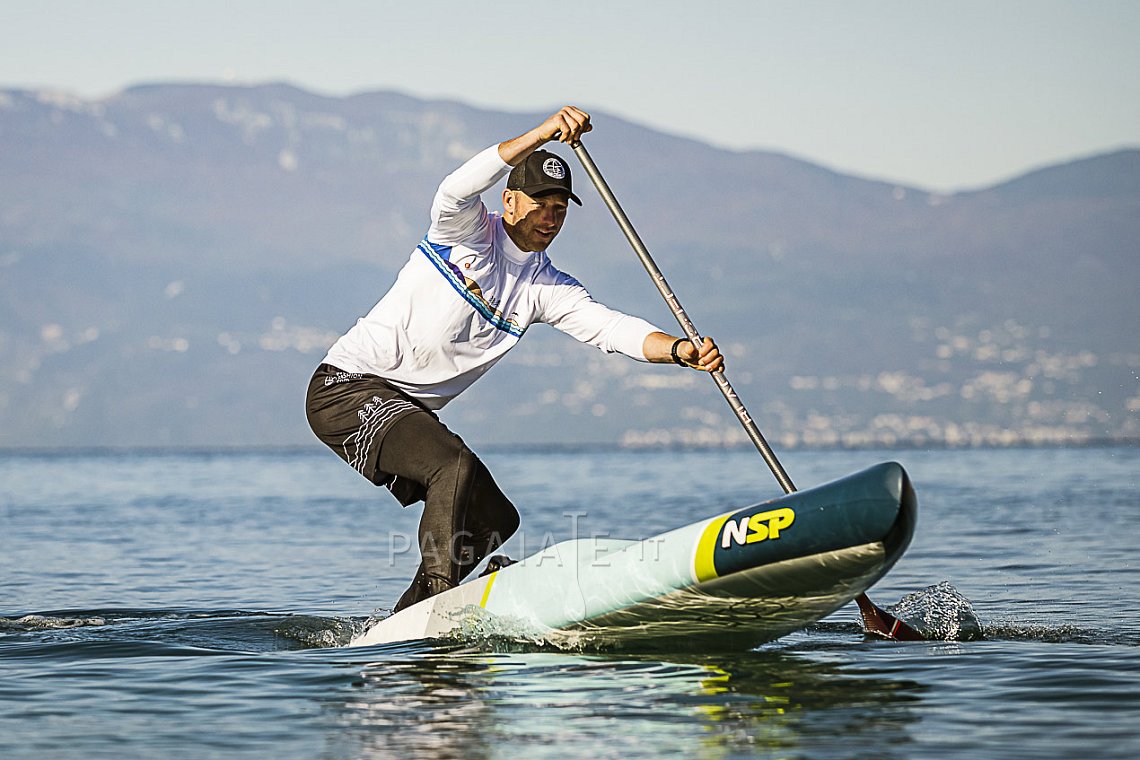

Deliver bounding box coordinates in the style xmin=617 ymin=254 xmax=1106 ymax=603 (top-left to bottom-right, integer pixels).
xmin=542 ymin=157 xmax=566 ymax=179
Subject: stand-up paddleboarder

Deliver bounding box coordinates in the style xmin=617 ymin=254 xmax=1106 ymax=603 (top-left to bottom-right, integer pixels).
xmin=306 ymin=106 xmax=722 ymax=611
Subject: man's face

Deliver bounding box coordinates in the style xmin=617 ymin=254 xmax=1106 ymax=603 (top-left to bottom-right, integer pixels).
xmin=502 ymin=189 xmax=570 ymax=252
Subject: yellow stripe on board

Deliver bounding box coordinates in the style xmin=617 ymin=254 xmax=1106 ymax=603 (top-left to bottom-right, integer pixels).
xmin=479 ymin=572 xmax=497 ymax=608
xmin=693 ymin=514 xmax=731 ymax=582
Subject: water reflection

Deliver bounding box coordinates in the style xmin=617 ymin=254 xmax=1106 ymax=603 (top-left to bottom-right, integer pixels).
xmin=327 ymin=641 xmax=925 ymax=758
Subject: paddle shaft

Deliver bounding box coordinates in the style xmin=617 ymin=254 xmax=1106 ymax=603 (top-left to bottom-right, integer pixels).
xmin=569 ymin=140 xmax=795 ymax=494
xmin=568 ymin=137 xmax=922 ymax=640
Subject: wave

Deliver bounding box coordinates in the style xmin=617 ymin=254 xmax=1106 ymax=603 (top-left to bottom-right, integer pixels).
xmin=0 ymin=608 xmax=365 ymax=656
xmin=4 ymin=606 xmax=1135 ymax=662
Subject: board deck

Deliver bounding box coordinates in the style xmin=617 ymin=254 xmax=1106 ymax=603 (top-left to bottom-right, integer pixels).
xmin=349 ymin=461 xmax=917 ymax=650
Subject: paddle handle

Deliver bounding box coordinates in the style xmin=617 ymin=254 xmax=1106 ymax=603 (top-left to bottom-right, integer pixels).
xmin=569 ymin=140 xmax=796 ymax=495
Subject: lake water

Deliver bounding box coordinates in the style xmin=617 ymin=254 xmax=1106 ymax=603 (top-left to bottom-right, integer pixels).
xmin=2 ymin=446 xmax=1138 ymax=758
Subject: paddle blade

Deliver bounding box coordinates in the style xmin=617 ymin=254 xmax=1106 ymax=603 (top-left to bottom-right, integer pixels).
xmin=856 ymin=592 xmax=926 ymax=641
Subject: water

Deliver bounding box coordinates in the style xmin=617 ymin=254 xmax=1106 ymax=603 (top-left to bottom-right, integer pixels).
xmin=2 ymin=446 xmax=1137 ymax=758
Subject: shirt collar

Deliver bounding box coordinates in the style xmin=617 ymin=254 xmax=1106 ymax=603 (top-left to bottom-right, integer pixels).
xmin=495 ymin=214 xmax=540 ymax=265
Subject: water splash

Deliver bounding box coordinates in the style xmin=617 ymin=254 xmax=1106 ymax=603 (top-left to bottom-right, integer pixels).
xmin=273 ymin=615 xmax=361 ymax=648
xmin=443 ymin=605 xmax=557 ymax=649
xmin=886 ymin=581 xmax=985 ymax=641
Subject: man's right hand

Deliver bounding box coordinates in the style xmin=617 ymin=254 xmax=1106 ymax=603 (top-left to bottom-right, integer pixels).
xmin=499 ymin=105 xmax=592 ymax=166
xmin=539 ymin=106 xmax=592 ymax=144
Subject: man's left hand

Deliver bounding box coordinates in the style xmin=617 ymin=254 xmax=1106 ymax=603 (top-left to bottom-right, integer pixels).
xmin=677 ymin=336 xmax=724 ymax=372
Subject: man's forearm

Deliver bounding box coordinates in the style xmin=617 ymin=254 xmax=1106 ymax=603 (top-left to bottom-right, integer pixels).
xmin=643 ymin=331 xmax=683 ymax=364
xmin=498 ymin=127 xmax=551 ymax=167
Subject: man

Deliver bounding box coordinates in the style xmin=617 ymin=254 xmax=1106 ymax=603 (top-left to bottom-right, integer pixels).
xmin=306 ymin=106 xmax=723 ymax=612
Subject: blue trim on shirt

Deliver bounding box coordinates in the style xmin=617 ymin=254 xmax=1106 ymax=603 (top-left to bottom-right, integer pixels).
xmin=418 ymin=239 xmax=527 ymax=338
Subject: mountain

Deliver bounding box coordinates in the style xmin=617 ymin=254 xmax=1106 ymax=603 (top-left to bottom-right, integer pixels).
xmin=1 ymin=83 xmax=1137 ymax=449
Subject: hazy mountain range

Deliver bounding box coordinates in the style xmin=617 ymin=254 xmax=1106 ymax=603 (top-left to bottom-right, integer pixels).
xmin=1 ymin=83 xmax=1137 ymax=449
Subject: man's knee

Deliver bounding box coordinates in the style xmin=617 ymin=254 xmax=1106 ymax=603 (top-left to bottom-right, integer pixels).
xmin=497 ymin=501 xmax=521 ymax=538
xmin=456 ymin=450 xmax=519 ymax=537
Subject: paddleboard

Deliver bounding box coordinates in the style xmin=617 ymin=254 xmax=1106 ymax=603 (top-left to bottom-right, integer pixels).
xmin=350 ymin=461 xmax=917 ymax=650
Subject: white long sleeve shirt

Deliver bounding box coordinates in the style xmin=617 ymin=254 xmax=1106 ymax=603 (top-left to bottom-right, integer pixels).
xmin=322 ymin=144 xmax=662 ymax=410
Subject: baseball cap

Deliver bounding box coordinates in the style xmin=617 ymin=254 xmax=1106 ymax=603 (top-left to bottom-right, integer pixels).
xmin=506 ymin=150 xmax=582 ymax=206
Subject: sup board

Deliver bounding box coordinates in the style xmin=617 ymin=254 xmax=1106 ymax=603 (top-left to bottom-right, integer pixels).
xmin=350 ymin=461 xmax=917 ymax=650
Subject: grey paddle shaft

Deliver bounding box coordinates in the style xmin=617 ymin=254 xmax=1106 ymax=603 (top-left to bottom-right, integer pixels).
xmin=569 ymin=139 xmax=796 ymax=495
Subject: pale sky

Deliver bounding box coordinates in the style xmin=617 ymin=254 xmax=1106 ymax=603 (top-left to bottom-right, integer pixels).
xmin=4 ymin=0 xmax=1138 ymax=191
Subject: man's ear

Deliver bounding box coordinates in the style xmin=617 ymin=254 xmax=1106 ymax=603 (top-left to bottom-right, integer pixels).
xmin=502 ymin=189 xmax=519 ymax=221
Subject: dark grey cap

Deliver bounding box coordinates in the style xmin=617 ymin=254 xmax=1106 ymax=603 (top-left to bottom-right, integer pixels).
xmin=506 ymin=150 xmax=582 ymax=205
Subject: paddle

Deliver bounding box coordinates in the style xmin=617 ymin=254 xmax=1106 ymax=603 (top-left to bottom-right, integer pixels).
xmin=566 ymin=137 xmax=925 ymax=641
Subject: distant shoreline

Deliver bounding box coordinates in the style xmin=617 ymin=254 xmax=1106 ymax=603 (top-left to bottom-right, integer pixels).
xmin=1 ymin=438 xmax=1136 ymax=458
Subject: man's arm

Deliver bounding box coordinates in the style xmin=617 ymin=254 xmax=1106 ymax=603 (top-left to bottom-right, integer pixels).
xmin=428 ymin=146 xmax=511 ymax=246
xmin=428 ymin=106 xmax=591 ymax=245
xmin=497 ymin=106 xmax=592 ymax=166
xmin=643 ymin=332 xmax=725 ymax=372
xmin=536 ymin=272 xmax=724 ymax=371
xmin=512 ymin=108 xmax=720 ymax=373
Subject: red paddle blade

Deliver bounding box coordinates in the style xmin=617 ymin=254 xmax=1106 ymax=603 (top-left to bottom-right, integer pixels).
xmin=856 ymin=593 xmax=926 ymax=641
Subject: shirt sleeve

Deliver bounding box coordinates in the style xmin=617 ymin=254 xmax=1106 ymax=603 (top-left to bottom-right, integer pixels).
xmin=535 ymin=265 xmax=662 ymax=361
xmin=427 ymin=144 xmax=513 ymax=246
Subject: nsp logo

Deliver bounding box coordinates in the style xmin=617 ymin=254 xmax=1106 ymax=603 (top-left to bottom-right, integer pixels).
xmin=719 ymin=507 xmax=795 ymax=549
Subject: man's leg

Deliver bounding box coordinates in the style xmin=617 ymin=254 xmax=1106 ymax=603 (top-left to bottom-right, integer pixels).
xmin=378 ymin=411 xmax=520 ymax=611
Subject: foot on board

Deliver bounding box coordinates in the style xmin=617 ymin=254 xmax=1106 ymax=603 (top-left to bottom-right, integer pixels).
xmin=479 ymin=555 xmax=517 ymax=576
xmin=393 ymin=570 xmax=456 ymax=612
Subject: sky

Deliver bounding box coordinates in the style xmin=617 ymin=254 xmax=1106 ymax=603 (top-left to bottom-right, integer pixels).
xmin=4 ymin=0 xmax=1138 ymax=192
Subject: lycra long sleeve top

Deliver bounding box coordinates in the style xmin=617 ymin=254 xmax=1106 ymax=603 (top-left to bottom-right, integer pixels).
xmin=321 ymin=144 xmax=661 ymax=410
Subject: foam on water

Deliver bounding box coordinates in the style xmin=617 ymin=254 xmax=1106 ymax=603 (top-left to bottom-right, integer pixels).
xmin=1 ymin=614 xmax=108 ymax=631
